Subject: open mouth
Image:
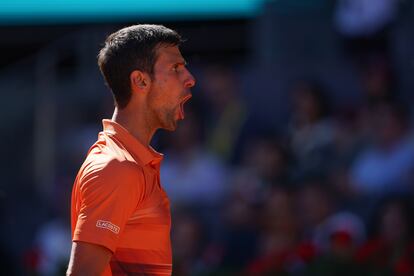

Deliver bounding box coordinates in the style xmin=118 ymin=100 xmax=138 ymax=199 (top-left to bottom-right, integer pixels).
xmin=178 ymin=94 xmax=192 ymax=119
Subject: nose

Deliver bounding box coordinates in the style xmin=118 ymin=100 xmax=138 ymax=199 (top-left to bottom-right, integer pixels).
xmin=184 ymin=69 xmax=196 ymax=88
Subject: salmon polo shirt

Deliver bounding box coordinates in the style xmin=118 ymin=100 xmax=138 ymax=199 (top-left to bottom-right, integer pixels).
xmin=71 ymin=119 xmax=172 ymax=276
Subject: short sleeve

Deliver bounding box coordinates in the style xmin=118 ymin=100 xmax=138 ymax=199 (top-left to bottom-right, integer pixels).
xmin=73 ymin=159 xmax=145 ymax=252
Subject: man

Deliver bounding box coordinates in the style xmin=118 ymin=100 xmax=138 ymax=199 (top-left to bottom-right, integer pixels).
xmin=67 ymin=24 xmax=196 ymax=276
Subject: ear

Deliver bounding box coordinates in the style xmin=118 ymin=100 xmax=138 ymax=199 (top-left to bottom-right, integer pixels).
xmin=130 ymin=70 xmax=151 ymax=93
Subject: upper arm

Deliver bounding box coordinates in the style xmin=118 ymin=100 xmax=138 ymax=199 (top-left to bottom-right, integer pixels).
xmin=73 ymin=161 xmax=145 ymax=252
xmin=67 ymin=241 xmax=112 ymax=276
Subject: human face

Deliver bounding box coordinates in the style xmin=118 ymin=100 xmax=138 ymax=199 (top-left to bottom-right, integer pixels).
xmin=147 ymin=45 xmax=196 ymax=131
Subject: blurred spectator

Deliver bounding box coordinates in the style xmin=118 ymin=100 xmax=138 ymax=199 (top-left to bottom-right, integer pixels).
xmin=246 ymin=186 xmax=307 ymax=275
xmin=22 ymin=216 xmax=71 ymax=276
xmin=350 ymin=103 xmax=414 ymax=195
xmin=306 ymin=212 xmax=366 ymax=276
xmin=228 ymin=133 xmax=291 ymax=211
xmin=295 ymin=179 xmax=336 ymax=252
xmin=345 ymin=54 xmax=397 ymax=154
xmin=209 ymin=136 xmax=289 ymax=274
xmin=32 ymin=218 xmax=71 ymax=276
xmin=330 ymin=109 xmax=364 ymax=169
xmin=330 ymin=55 xmax=399 ymax=201
xmin=242 ymin=134 xmax=289 ymax=185
xmin=161 ymin=108 xmax=228 ymax=207
xmin=211 ymin=134 xmax=290 ymax=274
xmin=214 ymin=190 xmax=259 ymax=275
xmin=171 ymin=210 xmax=206 ymax=276
xmin=199 ymin=65 xmax=247 ymax=163
xmin=288 ymin=80 xmax=336 ymax=180
xmin=355 ymin=197 xmax=414 ymax=275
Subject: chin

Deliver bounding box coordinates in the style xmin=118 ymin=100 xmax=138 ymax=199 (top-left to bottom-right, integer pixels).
xmin=164 ymin=126 xmax=177 ymax=132
xmin=162 ymin=121 xmax=178 ymax=132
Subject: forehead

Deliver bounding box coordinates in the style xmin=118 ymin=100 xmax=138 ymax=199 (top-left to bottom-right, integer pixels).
xmin=155 ymin=45 xmax=184 ymax=64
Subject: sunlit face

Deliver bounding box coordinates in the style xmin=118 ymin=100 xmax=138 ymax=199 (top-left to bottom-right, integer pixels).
xmin=147 ymin=44 xmax=196 ymax=131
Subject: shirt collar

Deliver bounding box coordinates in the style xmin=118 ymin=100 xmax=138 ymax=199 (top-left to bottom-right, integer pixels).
xmin=102 ymin=119 xmax=163 ymax=165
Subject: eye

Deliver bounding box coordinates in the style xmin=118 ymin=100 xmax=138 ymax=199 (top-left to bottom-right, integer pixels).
xmin=172 ymin=62 xmax=187 ymax=73
xmin=172 ymin=64 xmax=180 ymax=72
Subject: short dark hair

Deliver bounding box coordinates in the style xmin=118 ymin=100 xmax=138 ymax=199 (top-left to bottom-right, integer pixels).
xmin=98 ymin=24 xmax=183 ymax=109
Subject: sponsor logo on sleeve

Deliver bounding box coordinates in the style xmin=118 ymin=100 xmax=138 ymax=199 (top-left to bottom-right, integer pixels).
xmin=96 ymin=220 xmax=120 ymax=234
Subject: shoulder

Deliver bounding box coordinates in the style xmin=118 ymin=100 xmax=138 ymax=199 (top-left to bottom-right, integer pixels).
xmin=78 ymin=155 xmax=145 ymax=197
xmin=81 ymin=133 xmax=145 ymax=180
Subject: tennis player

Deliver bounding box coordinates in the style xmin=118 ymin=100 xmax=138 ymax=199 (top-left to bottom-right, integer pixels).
xmin=67 ymin=24 xmax=196 ymax=275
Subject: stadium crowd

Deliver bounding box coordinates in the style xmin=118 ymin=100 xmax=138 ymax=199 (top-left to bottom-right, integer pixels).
xmin=21 ymin=55 xmax=414 ymax=275
xmin=1 ymin=0 xmax=413 ymax=275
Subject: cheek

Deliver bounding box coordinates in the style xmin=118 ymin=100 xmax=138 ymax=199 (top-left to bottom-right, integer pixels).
xmin=150 ymin=76 xmax=182 ymax=107
xmin=147 ymin=88 xmax=158 ymax=106
xmin=149 ymin=89 xmax=174 ymax=112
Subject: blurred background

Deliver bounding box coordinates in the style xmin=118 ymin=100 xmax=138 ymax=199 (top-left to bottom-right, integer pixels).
xmin=1 ymin=0 xmax=414 ymax=275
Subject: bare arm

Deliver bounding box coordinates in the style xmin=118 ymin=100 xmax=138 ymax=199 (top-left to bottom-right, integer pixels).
xmin=66 ymin=241 xmax=112 ymax=276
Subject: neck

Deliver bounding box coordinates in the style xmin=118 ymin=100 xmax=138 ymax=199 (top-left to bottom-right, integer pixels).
xmin=111 ymin=106 xmax=157 ymax=147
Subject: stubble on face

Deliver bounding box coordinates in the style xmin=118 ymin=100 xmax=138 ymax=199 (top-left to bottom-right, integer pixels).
xmin=147 ymin=45 xmax=188 ymax=132
xmin=147 ymin=75 xmax=178 ymax=131
xmin=158 ymin=105 xmax=178 ymax=131
xmin=145 ymin=90 xmax=177 ymax=132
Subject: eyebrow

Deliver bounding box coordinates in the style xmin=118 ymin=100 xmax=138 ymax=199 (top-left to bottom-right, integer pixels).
xmin=174 ymin=60 xmax=187 ymax=66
